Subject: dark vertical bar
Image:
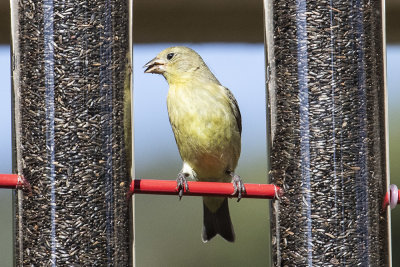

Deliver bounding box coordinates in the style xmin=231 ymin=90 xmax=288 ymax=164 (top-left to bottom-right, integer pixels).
xmin=264 ymin=0 xmax=390 ymax=265
xmin=11 ymin=0 xmax=133 ymax=265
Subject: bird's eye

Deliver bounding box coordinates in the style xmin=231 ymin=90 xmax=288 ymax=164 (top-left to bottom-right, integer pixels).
xmin=167 ymin=53 xmax=174 ymax=60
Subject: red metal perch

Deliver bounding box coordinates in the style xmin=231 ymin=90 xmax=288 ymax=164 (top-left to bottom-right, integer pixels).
xmin=129 ymin=179 xmax=282 ymax=199
xmin=0 ymin=174 xmax=31 ymax=193
xmin=2 ymin=174 xmax=281 ymax=199
xmin=5 ymin=175 xmax=400 ymax=209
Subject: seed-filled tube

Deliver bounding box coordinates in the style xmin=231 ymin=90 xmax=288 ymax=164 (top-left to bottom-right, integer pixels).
xmin=11 ymin=1 xmax=133 ymax=265
xmin=264 ymin=0 xmax=390 ymax=265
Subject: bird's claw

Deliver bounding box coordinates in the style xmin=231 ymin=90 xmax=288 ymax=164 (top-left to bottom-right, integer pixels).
xmin=231 ymin=173 xmax=245 ymax=202
xmin=176 ymin=172 xmax=189 ymax=200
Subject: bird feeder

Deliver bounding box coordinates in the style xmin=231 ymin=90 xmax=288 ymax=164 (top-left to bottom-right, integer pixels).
xmin=264 ymin=0 xmax=390 ymax=265
xmin=10 ymin=0 xmax=133 ymax=265
xmin=4 ymin=0 xmax=394 ymax=265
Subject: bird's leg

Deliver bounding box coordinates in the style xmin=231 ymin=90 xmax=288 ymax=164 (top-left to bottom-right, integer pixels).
xmin=229 ymin=172 xmax=246 ymax=202
xmin=176 ymin=172 xmax=189 ymax=200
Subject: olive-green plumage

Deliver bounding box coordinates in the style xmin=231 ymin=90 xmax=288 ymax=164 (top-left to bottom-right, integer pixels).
xmin=144 ymin=46 xmax=242 ymax=242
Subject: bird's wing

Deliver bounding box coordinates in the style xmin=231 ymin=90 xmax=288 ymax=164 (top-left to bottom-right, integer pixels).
xmin=223 ymin=86 xmax=242 ymax=135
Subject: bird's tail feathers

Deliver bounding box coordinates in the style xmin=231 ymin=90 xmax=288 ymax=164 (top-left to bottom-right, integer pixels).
xmin=202 ymin=198 xmax=235 ymax=242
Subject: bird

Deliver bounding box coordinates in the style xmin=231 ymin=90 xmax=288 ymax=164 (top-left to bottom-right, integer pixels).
xmin=144 ymin=46 xmax=244 ymax=242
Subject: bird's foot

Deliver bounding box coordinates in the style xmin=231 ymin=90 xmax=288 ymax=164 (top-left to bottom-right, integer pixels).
xmin=176 ymin=172 xmax=189 ymax=200
xmin=230 ymin=173 xmax=245 ymax=202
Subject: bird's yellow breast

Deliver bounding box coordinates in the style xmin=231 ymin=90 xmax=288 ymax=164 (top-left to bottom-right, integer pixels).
xmin=167 ymin=81 xmax=241 ymax=180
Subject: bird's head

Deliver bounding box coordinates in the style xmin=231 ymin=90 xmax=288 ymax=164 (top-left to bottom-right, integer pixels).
xmin=144 ymin=46 xmax=218 ymax=84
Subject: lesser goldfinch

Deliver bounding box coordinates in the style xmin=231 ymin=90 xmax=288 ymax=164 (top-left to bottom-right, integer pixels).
xmin=144 ymin=46 xmax=244 ymax=242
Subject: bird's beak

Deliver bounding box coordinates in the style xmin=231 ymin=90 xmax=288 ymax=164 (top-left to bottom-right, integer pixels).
xmin=144 ymin=57 xmax=166 ymax=74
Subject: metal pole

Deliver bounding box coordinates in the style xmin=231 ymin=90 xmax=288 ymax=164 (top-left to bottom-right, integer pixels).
xmin=264 ymin=0 xmax=390 ymax=265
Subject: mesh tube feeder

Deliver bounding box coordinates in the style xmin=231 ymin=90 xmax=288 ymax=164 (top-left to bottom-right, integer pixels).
xmin=11 ymin=0 xmax=133 ymax=265
xmin=264 ymin=0 xmax=390 ymax=265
